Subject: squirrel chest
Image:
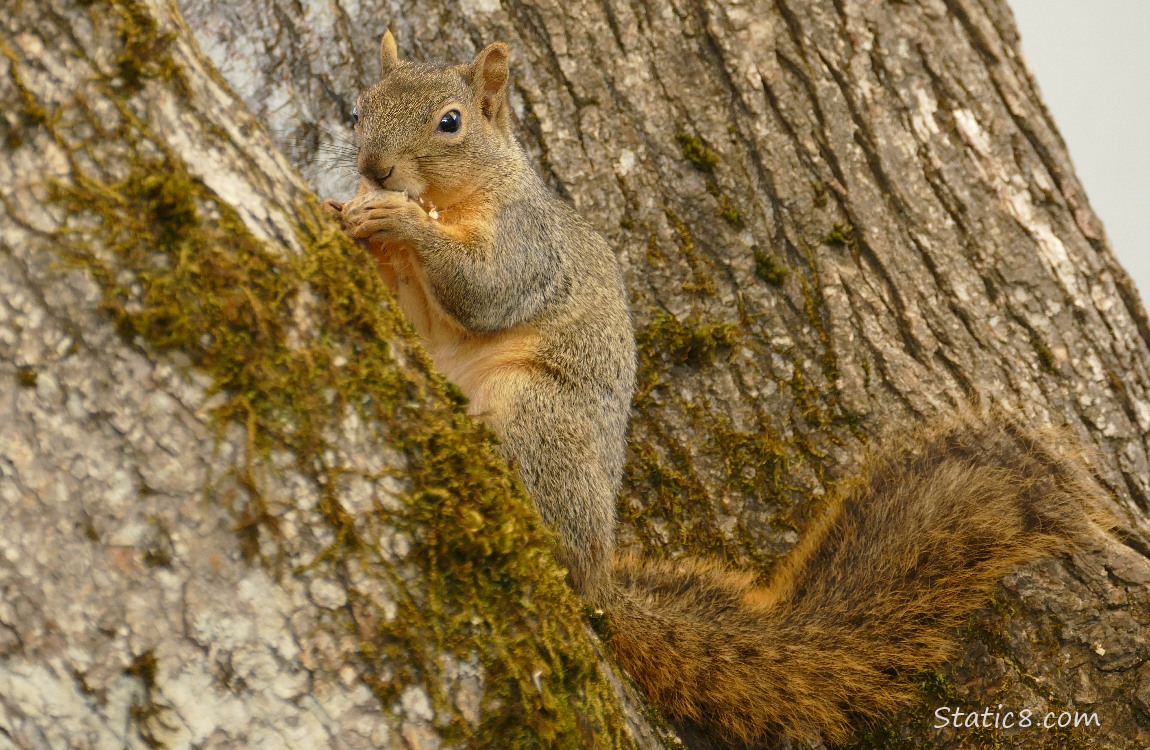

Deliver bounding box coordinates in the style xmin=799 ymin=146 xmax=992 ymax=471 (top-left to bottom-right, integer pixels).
xmin=368 ymin=239 xmax=540 ymax=425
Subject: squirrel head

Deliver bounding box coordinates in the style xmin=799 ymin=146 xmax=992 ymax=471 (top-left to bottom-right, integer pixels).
xmin=352 ymin=30 xmax=514 ymax=210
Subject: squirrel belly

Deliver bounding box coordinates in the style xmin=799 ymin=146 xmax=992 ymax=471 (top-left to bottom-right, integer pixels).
xmin=327 ymin=30 xmax=1108 ymax=748
xmin=366 ymin=236 xmax=547 ymax=424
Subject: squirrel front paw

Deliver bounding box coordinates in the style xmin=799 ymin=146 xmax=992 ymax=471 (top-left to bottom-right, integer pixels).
xmin=341 ymin=189 xmax=430 ymax=245
xmin=321 ymin=198 xmax=344 ymax=219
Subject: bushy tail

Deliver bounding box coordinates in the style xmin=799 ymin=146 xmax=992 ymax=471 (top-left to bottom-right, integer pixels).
xmin=605 ymin=411 xmax=1107 ymax=746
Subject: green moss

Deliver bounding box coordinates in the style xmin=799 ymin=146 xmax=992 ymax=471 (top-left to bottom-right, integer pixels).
xmin=1031 ymin=333 xmax=1057 ymax=374
xmin=15 ymin=365 xmax=37 ymax=388
xmin=718 ymin=195 xmax=742 ymax=227
xmin=54 ymin=158 xmax=630 ymax=745
xmin=108 ymin=0 xmax=181 ymax=92
xmin=840 ymin=670 xmax=964 ymax=750
xmin=663 ymin=208 xmax=717 ymax=295
xmin=626 ymin=307 xmax=804 ymax=569
xmin=918 ymin=670 xmax=962 ymax=711
xmin=752 ymin=246 xmax=788 ymax=286
xmin=622 ymin=440 xmax=743 ymax=561
xmin=673 ymin=134 xmax=746 ymax=233
xmin=824 ymin=221 xmax=855 ymax=248
xmin=705 ymin=411 xmax=791 ymax=511
xmin=0 ymin=40 xmax=51 ymax=133
xmin=775 ymin=243 xmax=854 ymax=439
xmin=861 ymin=596 xmax=1103 ymax=750
xmin=645 ymin=229 xmax=665 ymax=264
xmin=842 ymin=724 xmax=903 ymax=750
xmin=624 ymin=226 xmax=871 ymax=574
xmin=675 ymin=132 xmax=719 ymax=172
xmin=636 ymin=310 xmax=737 ymax=368
xmin=963 ymin=593 xmax=1020 ymax=657
xmin=628 ymin=306 xmax=757 ymax=566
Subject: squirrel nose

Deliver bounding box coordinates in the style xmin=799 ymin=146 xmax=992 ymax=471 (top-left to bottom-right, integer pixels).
xmin=358 ymin=155 xmax=396 ymax=190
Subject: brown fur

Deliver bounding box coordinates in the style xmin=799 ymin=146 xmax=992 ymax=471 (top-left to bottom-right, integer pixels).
xmin=606 ymin=411 xmax=1107 ymax=745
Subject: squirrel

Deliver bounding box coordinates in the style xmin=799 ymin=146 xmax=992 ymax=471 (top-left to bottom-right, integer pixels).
xmin=322 ymin=31 xmax=1107 ymax=747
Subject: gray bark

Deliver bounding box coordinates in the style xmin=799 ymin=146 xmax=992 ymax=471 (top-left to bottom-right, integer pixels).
xmin=3 ymin=0 xmax=1149 ymax=748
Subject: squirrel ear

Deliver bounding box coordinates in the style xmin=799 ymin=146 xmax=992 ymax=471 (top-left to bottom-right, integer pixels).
xmin=380 ymin=30 xmax=400 ymax=74
xmin=467 ymin=42 xmax=510 ymax=126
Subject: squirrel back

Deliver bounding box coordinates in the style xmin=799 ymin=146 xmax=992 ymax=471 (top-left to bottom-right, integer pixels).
xmin=606 ymin=410 xmax=1106 ymax=744
xmin=328 ymin=34 xmax=1107 ymax=747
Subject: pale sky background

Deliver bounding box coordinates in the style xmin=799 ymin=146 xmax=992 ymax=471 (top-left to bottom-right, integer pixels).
xmin=1010 ymin=1 xmax=1150 ymax=302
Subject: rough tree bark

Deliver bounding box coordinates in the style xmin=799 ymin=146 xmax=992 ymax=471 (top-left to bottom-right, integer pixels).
xmin=2 ymin=0 xmax=1149 ymax=749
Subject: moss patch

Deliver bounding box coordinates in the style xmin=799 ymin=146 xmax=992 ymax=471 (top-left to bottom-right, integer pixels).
xmin=824 ymin=221 xmax=856 ymax=249
xmin=15 ymin=365 xmax=37 ymax=388
xmin=718 ymin=195 xmax=742 ymax=227
xmin=663 ymin=208 xmax=718 ymax=295
xmin=106 ymin=0 xmax=184 ymax=94
xmin=0 ymin=40 xmax=51 ymax=145
xmin=636 ymin=310 xmax=737 ymax=368
xmin=1030 ymin=332 xmax=1057 ymax=375
xmin=672 ymin=133 xmax=749 ymax=229
xmin=842 ymin=595 xmax=1101 ymax=750
xmin=675 ymin=132 xmax=719 ymax=172
xmin=838 ymin=670 xmax=963 ymax=750
xmin=620 ymin=215 xmax=873 ymax=592
xmin=752 ymin=246 xmax=788 ymax=286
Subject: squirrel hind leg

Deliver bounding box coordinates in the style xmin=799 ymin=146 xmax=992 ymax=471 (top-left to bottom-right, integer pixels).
xmin=497 ymin=385 xmax=622 ymax=602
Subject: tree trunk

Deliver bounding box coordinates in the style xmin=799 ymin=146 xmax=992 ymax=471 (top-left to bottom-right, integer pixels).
xmin=3 ymin=0 xmax=1149 ymax=748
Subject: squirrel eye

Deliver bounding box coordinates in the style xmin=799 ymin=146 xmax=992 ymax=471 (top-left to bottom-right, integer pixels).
xmin=437 ymin=110 xmax=462 ymax=134
xmin=351 ymin=104 xmax=359 ymax=126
